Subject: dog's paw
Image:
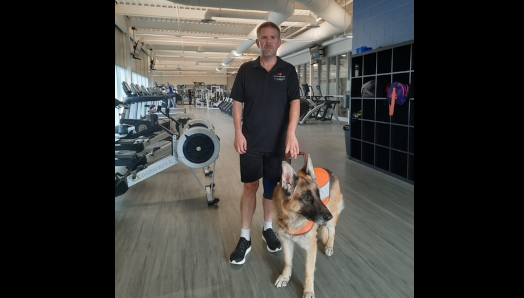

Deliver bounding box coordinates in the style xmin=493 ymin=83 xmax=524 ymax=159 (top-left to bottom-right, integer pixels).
xmin=325 ymin=247 xmax=333 ymax=256
xmin=275 ymin=275 xmax=289 ymax=288
xmin=303 ymin=291 xmax=315 ymax=298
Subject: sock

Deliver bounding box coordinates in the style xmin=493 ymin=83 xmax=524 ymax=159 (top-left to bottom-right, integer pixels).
xmin=240 ymin=229 xmax=251 ymax=241
xmin=264 ymin=221 xmax=273 ymax=231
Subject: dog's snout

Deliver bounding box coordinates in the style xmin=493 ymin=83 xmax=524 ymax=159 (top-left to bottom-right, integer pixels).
xmin=324 ymin=213 xmax=333 ymax=221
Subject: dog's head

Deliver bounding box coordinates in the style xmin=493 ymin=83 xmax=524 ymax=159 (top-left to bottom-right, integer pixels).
xmin=280 ymin=154 xmax=333 ymax=224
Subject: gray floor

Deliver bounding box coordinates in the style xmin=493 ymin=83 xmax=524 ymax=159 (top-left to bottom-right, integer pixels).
xmin=115 ymin=104 xmax=414 ymax=298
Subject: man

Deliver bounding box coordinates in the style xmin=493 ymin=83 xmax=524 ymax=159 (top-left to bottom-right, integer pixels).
xmin=166 ymin=82 xmax=175 ymax=108
xmin=229 ymin=21 xmax=301 ymax=265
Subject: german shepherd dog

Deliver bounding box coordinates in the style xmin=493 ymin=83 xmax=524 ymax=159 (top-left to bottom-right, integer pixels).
xmin=272 ymin=153 xmax=344 ymax=298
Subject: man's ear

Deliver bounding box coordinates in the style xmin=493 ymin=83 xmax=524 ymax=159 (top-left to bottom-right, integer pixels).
xmin=281 ymin=161 xmax=297 ymax=196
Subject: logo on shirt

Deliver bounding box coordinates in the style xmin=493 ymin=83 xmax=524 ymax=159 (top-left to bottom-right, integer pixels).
xmin=273 ymin=73 xmax=285 ymax=81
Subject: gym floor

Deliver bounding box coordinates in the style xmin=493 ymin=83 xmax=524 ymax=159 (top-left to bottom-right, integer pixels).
xmin=115 ymin=104 xmax=414 ymax=298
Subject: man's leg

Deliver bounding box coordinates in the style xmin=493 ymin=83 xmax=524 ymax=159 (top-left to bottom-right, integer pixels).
xmin=230 ymin=181 xmax=258 ymax=265
xmin=261 ymin=152 xmax=283 ymax=252
xmin=241 ymin=181 xmax=259 ymax=230
xmin=261 ymin=179 xmax=281 ymax=252
xmin=231 ymin=151 xmax=262 ymax=265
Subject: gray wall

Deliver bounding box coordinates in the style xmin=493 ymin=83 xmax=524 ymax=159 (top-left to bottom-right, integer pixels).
xmin=352 ymin=0 xmax=414 ymax=54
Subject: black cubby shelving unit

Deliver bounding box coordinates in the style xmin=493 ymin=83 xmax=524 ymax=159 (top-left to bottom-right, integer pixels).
xmin=348 ymin=40 xmax=414 ymax=184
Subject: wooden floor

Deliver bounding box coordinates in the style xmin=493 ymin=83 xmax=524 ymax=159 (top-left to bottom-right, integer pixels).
xmin=115 ymin=104 xmax=414 ymax=298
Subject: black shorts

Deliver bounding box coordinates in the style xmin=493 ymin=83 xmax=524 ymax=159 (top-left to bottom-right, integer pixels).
xmin=239 ymin=150 xmax=285 ymax=184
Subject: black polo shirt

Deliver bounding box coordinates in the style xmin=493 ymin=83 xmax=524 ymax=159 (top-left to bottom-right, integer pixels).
xmin=231 ymin=56 xmax=300 ymax=152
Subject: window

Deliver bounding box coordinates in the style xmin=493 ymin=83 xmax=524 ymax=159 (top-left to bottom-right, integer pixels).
xmin=337 ymin=54 xmax=349 ymax=118
xmin=115 ymin=65 xmax=150 ymax=125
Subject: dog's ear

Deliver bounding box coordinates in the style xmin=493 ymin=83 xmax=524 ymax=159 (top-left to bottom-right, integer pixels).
xmin=306 ymin=154 xmax=317 ymax=183
xmin=281 ymin=161 xmax=297 ymax=196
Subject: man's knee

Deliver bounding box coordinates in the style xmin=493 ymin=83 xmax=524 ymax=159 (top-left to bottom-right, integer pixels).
xmin=263 ymin=179 xmax=277 ymax=200
xmin=243 ymin=181 xmax=259 ymax=196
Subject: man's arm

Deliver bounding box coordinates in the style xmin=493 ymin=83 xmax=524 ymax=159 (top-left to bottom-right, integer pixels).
xmin=233 ymin=100 xmax=247 ymax=154
xmin=285 ymin=99 xmax=301 ymax=159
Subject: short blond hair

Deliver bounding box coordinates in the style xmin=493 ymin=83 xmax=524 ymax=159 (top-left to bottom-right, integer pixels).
xmin=256 ymin=21 xmax=281 ymax=39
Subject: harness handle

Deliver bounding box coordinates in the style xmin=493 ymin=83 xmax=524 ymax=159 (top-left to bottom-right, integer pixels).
xmin=284 ymin=151 xmax=307 ymax=165
xmin=284 ymin=151 xmax=318 ymax=184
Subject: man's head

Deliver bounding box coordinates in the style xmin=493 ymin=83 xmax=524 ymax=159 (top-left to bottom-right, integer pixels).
xmin=256 ymin=21 xmax=282 ymax=59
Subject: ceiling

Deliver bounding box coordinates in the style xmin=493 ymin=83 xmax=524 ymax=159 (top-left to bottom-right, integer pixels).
xmin=115 ymin=0 xmax=353 ymax=78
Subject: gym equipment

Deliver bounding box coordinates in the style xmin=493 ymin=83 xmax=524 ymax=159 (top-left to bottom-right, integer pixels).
xmin=117 ymin=81 xmax=186 ymax=136
xmin=218 ymin=98 xmax=228 ymax=113
xmin=115 ymin=98 xmax=185 ymax=140
xmin=312 ymin=85 xmax=341 ymax=123
xmin=115 ymin=111 xmax=208 ymax=164
xmin=123 ymin=81 xmax=173 ymax=100
xmin=298 ymin=84 xmax=341 ymax=124
xmin=115 ymin=110 xmax=221 ymax=206
xmin=207 ymin=85 xmax=222 ymax=110
xmin=115 ymin=110 xmax=185 ymax=153
xmin=115 ymin=98 xmax=164 ymax=135
xmin=225 ymin=99 xmax=234 ymax=116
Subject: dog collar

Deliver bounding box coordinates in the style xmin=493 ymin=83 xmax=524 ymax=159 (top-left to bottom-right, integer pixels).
xmin=289 ymin=168 xmax=330 ymax=236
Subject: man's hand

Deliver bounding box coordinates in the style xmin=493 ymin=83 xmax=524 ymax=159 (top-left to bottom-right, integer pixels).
xmin=234 ymin=133 xmax=247 ymax=154
xmin=285 ymin=133 xmax=299 ymax=159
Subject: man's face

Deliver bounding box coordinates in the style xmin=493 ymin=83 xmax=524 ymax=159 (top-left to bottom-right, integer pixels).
xmin=256 ymin=27 xmax=281 ymax=58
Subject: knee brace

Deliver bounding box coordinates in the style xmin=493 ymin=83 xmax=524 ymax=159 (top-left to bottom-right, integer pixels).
xmin=263 ymin=179 xmax=278 ymax=200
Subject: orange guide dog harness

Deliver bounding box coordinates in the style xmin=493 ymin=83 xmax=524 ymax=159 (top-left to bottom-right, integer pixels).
xmin=289 ymin=168 xmax=330 ymax=236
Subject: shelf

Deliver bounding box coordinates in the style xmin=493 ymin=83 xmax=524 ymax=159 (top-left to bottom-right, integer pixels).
xmin=350 ymin=139 xmax=361 ymax=160
xmin=393 ymin=44 xmax=411 ymax=72
xmin=377 ymin=49 xmax=392 ymax=74
xmin=362 ymin=98 xmax=375 ymax=121
xmin=362 ymin=142 xmax=374 ymax=165
xmin=375 ymin=145 xmax=389 ymax=172
xmin=375 ymin=122 xmax=389 ymax=147
xmin=363 ymin=54 xmax=376 ymax=75
xmin=390 ymin=149 xmax=408 ymax=179
xmin=347 ymin=40 xmax=414 ymax=184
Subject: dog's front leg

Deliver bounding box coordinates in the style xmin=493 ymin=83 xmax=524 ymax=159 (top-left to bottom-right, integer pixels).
xmin=303 ymin=239 xmax=318 ymax=298
xmin=275 ymin=238 xmax=293 ymax=288
xmin=322 ymin=224 xmax=335 ymax=256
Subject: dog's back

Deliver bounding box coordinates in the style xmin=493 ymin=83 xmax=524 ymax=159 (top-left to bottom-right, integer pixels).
xmin=317 ymin=168 xmax=344 ymax=254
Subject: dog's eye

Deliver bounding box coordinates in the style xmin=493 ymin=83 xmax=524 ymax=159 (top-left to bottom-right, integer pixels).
xmin=302 ymin=190 xmax=314 ymax=202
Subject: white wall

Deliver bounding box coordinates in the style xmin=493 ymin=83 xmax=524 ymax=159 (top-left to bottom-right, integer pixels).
xmin=282 ymin=38 xmax=352 ymax=66
xmin=325 ymin=38 xmax=352 ymax=56
xmin=283 ymin=50 xmax=310 ymax=66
